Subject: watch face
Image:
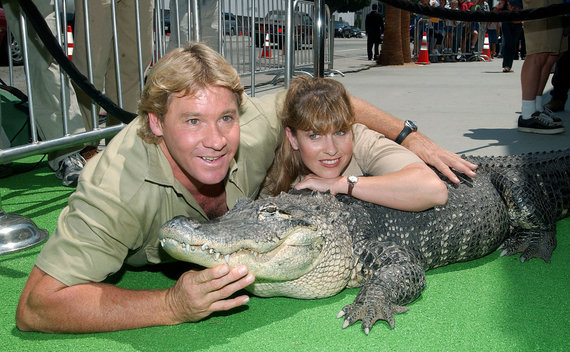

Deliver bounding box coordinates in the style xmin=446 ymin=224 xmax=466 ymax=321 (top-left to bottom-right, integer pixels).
xmin=406 ymin=120 xmax=417 ymax=131
xmin=348 ymin=175 xmax=358 ymax=183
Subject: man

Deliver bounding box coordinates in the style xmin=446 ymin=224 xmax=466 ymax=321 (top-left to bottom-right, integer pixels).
xmin=16 ymin=43 xmax=476 ymax=333
xmin=517 ymin=0 xmax=567 ymax=134
xmin=365 ymin=4 xmax=384 ymax=61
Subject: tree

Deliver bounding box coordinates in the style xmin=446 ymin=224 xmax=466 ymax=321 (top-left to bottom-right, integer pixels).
xmin=378 ymin=5 xmax=411 ymax=65
xmin=400 ymin=10 xmax=411 ymax=63
xmin=326 ymin=0 xmax=371 ymax=14
xmin=378 ymin=5 xmax=403 ymax=65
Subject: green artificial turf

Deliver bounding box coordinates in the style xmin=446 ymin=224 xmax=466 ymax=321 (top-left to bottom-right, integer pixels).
xmin=1 ymin=157 xmax=569 ymax=352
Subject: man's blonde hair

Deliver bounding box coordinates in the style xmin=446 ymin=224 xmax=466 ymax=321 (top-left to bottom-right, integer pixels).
xmin=137 ymin=42 xmax=244 ymax=144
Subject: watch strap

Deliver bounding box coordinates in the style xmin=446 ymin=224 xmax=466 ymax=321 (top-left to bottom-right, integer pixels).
xmin=395 ymin=120 xmax=416 ymax=144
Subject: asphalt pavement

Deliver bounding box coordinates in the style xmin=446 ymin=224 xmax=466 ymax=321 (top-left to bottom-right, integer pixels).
xmin=325 ymin=40 xmax=570 ymax=157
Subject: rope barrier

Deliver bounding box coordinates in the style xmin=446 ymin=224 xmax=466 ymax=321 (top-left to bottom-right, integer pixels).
xmin=18 ymin=0 xmax=137 ymax=124
xmin=379 ymin=0 xmax=570 ymax=22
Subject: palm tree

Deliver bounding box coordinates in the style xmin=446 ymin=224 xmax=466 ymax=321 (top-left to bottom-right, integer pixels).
xmin=378 ymin=6 xmax=412 ymax=65
xmin=378 ymin=5 xmax=403 ymax=65
xmin=401 ymin=10 xmax=411 ymax=63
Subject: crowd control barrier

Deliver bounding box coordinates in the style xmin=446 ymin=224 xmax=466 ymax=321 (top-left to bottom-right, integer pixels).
xmin=0 ymin=0 xmax=333 ymax=165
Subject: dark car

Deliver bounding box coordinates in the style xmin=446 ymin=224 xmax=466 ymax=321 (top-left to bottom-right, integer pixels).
xmin=342 ymin=26 xmax=362 ymax=38
xmin=255 ymin=10 xmax=313 ymax=49
xmin=0 ymin=1 xmax=74 ymax=66
xmin=223 ymin=12 xmax=237 ymax=35
xmin=334 ymin=20 xmax=349 ymax=37
xmin=0 ymin=8 xmax=22 ymax=66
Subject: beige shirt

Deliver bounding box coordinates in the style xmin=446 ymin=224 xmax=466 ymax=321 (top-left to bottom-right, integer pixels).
xmin=348 ymin=123 xmax=422 ymax=176
xmin=35 ymin=92 xmax=285 ymax=286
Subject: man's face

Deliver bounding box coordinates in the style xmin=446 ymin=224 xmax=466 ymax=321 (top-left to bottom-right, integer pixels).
xmin=149 ymin=86 xmax=240 ymax=188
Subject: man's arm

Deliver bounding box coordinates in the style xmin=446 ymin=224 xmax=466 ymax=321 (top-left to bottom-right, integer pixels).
xmin=16 ymin=265 xmax=253 ymax=333
xmin=351 ymin=95 xmax=477 ymax=183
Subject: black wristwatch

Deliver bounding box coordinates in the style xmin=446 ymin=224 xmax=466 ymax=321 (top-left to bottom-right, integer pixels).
xmin=394 ymin=120 xmax=417 ymax=144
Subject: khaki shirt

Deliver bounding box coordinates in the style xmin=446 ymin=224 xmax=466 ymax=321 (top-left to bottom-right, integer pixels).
xmin=348 ymin=123 xmax=422 ymax=176
xmin=35 ymin=92 xmax=285 ymax=286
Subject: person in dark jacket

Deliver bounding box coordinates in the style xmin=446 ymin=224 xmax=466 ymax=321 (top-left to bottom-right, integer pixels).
xmin=365 ymin=4 xmax=384 ymax=60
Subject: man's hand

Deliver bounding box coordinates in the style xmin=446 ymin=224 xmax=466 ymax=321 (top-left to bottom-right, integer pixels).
xmin=166 ymin=264 xmax=254 ymax=324
xmin=402 ymin=133 xmax=477 ymax=184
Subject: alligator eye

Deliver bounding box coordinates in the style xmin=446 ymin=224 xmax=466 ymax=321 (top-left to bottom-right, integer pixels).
xmin=259 ymin=203 xmax=278 ymax=214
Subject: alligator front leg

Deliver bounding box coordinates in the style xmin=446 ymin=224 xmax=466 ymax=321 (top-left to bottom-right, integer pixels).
xmin=337 ymin=241 xmax=426 ymax=335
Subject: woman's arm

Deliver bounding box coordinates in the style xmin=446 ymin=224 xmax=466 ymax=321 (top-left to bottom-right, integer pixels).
xmin=295 ymin=162 xmax=447 ymax=211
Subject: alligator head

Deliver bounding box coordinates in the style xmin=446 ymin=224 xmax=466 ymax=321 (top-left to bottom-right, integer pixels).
xmin=159 ymin=192 xmax=357 ymax=299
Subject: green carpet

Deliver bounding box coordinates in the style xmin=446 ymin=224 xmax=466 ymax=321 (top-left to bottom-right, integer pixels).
xmin=1 ymin=157 xmax=569 ymax=352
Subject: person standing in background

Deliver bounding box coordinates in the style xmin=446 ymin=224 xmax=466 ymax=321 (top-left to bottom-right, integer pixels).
xmin=2 ymin=0 xmax=90 ymax=187
xmin=365 ymin=3 xmax=384 ymax=61
xmin=517 ymin=0 xmax=567 ymax=134
xmin=72 ymin=0 xmax=153 ymax=130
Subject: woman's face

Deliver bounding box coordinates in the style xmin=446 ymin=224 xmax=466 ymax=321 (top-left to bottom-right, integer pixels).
xmin=286 ymin=126 xmax=353 ymax=179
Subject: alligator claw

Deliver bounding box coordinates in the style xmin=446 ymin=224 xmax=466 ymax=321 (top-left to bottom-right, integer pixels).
xmin=338 ymin=300 xmax=409 ymax=334
xmin=499 ymin=230 xmax=556 ymax=263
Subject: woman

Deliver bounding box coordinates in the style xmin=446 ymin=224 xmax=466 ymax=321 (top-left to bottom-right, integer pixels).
xmin=263 ymin=76 xmax=448 ymax=212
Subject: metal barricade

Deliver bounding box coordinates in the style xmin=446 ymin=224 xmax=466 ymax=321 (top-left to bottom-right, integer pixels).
xmin=0 ymin=0 xmax=332 ymax=165
xmin=413 ymin=16 xmax=488 ymax=63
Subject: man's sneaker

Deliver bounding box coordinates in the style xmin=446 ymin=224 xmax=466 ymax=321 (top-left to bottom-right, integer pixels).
xmin=541 ymin=107 xmax=563 ymax=126
xmin=544 ymin=98 xmax=566 ymax=113
xmin=55 ymin=153 xmax=86 ymax=187
xmin=518 ymin=111 xmax=565 ymax=135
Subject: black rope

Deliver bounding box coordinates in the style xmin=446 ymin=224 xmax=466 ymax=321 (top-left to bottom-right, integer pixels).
xmin=17 ymin=0 xmax=137 ymax=124
xmin=380 ymin=0 xmax=570 ymax=22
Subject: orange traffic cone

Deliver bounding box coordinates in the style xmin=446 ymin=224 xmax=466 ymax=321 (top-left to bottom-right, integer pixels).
xmin=66 ymin=25 xmax=74 ymax=59
xmin=481 ymin=33 xmax=491 ymax=61
xmin=260 ymin=32 xmax=272 ymax=58
xmin=416 ymin=32 xmax=430 ymax=65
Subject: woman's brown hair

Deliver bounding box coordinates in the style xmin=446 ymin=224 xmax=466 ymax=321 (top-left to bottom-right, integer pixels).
xmin=264 ymin=76 xmax=354 ymax=196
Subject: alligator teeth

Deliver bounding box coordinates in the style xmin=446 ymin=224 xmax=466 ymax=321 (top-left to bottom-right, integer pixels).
xmin=201 ymin=244 xmax=209 ymax=251
xmin=160 ymin=239 xmax=165 ymax=247
xmin=225 ymin=254 xmax=230 ymax=263
xmin=215 ymin=252 xmax=220 ymax=260
xmin=191 ymin=246 xmax=195 ymax=251
xmin=209 ymin=248 xmax=214 ymax=254
xmin=185 ymin=243 xmax=190 ymax=252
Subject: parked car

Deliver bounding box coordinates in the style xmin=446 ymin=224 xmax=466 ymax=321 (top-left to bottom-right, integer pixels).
xmin=223 ymin=12 xmax=237 ymax=35
xmin=342 ymin=26 xmax=362 ymax=38
xmin=0 ymin=8 xmax=22 ymax=66
xmin=334 ymin=20 xmax=349 ymax=37
xmin=0 ymin=1 xmax=74 ymax=66
xmin=254 ymin=10 xmax=313 ymax=49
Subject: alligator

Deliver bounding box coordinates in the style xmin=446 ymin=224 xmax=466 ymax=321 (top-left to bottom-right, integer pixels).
xmin=159 ymin=150 xmax=570 ymax=334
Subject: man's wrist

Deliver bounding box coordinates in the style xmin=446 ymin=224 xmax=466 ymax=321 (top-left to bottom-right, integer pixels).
xmin=394 ymin=120 xmax=418 ymax=144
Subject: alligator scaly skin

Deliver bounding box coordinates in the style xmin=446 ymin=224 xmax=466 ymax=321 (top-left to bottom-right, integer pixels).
xmin=159 ymin=149 xmax=570 ymax=334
